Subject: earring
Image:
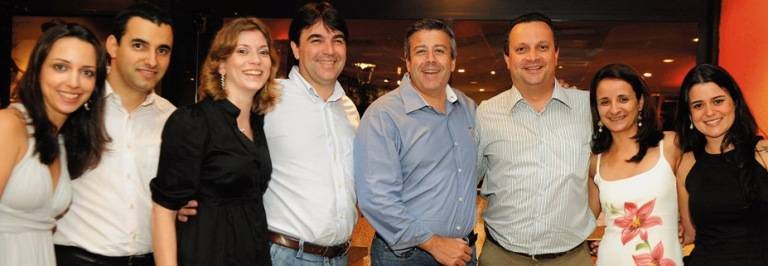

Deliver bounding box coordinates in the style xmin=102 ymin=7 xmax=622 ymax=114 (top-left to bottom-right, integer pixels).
xmin=83 ymin=100 xmax=91 ymax=111
xmin=220 ymin=74 xmax=226 ymax=89
xmin=637 ymin=112 xmax=643 ymax=128
xmin=593 ymin=121 xmax=603 ymax=140
xmin=689 ymin=116 xmax=694 ymax=130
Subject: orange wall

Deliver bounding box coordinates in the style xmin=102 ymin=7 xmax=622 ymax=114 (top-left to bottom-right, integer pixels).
xmin=720 ymin=0 xmax=768 ymax=135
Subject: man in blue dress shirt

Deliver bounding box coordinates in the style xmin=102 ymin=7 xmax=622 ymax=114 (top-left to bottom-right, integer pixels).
xmin=355 ymin=19 xmax=478 ymax=266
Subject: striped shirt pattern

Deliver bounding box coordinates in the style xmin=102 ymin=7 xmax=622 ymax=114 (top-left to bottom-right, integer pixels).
xmin=475 ymin=82 xmax=596 ymax=255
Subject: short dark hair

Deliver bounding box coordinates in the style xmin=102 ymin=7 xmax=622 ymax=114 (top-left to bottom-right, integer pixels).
xmin=17 ymin=23 xmax=110 ymax=179
xmin=111 ymin=3 xmax=173 ymax=43
xmin=289 ymin=1 xmax=349 ymax=46
xmin=504 ymin=12 xmax=558 ymax=55
xmin=589 ymin=63 xmax=663 ymax=162
xmin=403 ymin=18 xmax=457 ymax=60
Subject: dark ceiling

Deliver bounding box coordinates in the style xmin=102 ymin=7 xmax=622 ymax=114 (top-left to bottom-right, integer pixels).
xmin=2 ymin=0 xmax=720 ymax=107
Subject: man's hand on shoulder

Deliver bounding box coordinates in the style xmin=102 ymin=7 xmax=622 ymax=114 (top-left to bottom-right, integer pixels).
xmin=419 ymin=235 xmax=472 ymax=266
xmin=558 ymin=79 xmax=577 ymax=89
xmin=176 ymin=200 xmax=198 ymax=222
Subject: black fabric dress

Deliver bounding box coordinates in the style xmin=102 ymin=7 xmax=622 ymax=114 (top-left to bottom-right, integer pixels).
xmin=151 ymin=98 xmax=271 ymax=266
xmin=685 ymin=147 xmax=768 ymax=265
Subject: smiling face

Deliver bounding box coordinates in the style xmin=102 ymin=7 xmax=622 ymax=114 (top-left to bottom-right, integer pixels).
xmin=405 ymin=29 xmax=456 ymax=95
xmin=290 ymin=21 xmax=346 ymax=90
xmin=688 ymin=82 xmax=736 ymax=145
xmin=219 ymin=30 xmax=272 ymax=95
xmin=595 ymin=78 xmax=643 ymax=135
xmin=106 ymin=17 xmax=173 ymax=94
xmin=40 ymin=37 xmax=98 ymax=126
xmin=505 ymin=21 xmax=558 ymax=91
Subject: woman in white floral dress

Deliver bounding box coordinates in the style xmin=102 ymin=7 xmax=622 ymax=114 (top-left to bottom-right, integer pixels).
xmin=586 ymin=64 xmax=683 ymax=266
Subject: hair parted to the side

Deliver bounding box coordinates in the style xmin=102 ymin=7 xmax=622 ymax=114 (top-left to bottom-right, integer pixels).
xmin=111 ymin=2 xmax=173 ymax=43
xmin=403 ymin=18 xmax=457 ymax=60
xmin=17 ymin=23 xmax=110 ymax=179
xmin=504 ymin=12 xmax=558 ymax=56
xmin=675 ymin=64 xmax=761 ymax=153
xmin=675 ymin=63 xmax=763 ymax=203
xmin=589 ymin=63 xmax=663 ymax=162
xmin=198 ymin=17 xmax=280 ymax=114
xmin=289 ymin=1 xmax=348 ymax=47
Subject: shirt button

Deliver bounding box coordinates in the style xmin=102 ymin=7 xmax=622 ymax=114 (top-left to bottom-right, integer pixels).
xmin=456 ymin=226 xmax=461 ymax=231
xmin=458 ymin=197 xmax=463 ymax=202
xmin=454 ymin=142 xmax=459 ymax=146
xmin=458 ymin=168 xmax=462 ymax=173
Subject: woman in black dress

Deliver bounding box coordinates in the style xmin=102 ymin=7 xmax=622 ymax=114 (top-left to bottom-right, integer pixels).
xmin=150 ymin=17 xmax=280 ymax=266
xmin=675 ymin=64 xmax=768 ymax=265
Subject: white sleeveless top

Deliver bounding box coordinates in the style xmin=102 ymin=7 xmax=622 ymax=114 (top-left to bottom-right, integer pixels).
xmin=594 ymin=141 xmax=683 ymax=266
xmin=0 ymin=103 xmax=72 ymax=266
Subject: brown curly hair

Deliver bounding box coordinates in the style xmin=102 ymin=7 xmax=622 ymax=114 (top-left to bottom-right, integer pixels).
xmin=199 ymin=17 xmax=280 ymax=114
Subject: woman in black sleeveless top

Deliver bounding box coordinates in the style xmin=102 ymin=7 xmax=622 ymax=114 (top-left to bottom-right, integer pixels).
xmin=675 ymin=64 xmax=768 ymax=265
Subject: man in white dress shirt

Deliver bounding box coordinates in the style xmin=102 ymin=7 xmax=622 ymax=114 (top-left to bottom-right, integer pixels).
xmin=54 ymin=3 xmax=176 ymax=266
xmin=178 ymin=2 xmax=359 ymax=265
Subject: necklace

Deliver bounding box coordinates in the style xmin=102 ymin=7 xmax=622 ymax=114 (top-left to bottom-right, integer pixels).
xmin=239 ymin=127 xmax=246 ymax=133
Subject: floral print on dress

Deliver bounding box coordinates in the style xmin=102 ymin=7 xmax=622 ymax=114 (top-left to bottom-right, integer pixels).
xmin=610 ymin=199 xmax=676 ymax=266
xmin=632 ymin=242 xmax=676 ymax=266
xmin=613 ymin=199 xmax=662 ymax=244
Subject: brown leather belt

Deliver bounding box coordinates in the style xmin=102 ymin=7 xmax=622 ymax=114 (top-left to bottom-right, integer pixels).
xmin=508 ymin=242 xmax=583 ymax=261
xmin=485 ymin=226 xmax=583 ymax=261
xmin=268 ymin=231 xmax=349 ymax=258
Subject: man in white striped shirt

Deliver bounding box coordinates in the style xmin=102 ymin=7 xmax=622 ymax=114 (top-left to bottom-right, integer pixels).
xmin=475 ymin=12 xmax=595 ymax=266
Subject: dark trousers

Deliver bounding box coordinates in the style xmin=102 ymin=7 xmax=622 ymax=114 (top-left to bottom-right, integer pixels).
xmin=55 ymin=245 xmax=155 ymax=266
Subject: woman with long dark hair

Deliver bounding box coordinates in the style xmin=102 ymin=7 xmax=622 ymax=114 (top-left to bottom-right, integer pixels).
xmin=0 ymin=23 xmax=109 ymax=266
xmin=676 ymin=64 xmax=768 ymax=265
xmin=150 ymin=17 xmax=279 ymax=266
xmin=587 ymin=64 xmax=683 ymax=265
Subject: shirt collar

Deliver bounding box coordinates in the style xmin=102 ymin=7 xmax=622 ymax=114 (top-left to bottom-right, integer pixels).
xmin=506 ymin=79 xmax=573 ymax=112
xmin=551 ymin=80 xmax=574 ymax=108
xmin=399 ymin=73 xmax=459 ymax=114
xmin=104 ymin=81 xmax=158 ymax=107
xmin=288 ymin=66 xmax=345 ymax=103
xmin=210 ymin=97 xmax=241 ymax=118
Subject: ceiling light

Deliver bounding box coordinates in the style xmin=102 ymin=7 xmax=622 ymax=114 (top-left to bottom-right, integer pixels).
xmin=354 ymin=62 xmax=376 ymax=70
xmin=457 ymin=69 xmax=465 ymax=73
xmin=692 ymin=37 xmax=699 ymax=42
xmin=478 ymin=88 xmax=486 ymax=92
xmin=384 ymin=79 xmax=390 ymax=83
xmin=470 ymin=81 xmax=478 ymax=84
xmin=643 ymin=72 xmax=652 ymax=78
xmin=662 ymin=59 xmax=674 ymax=63
xmin=490 ymin=70 xmax=496 ymax=75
